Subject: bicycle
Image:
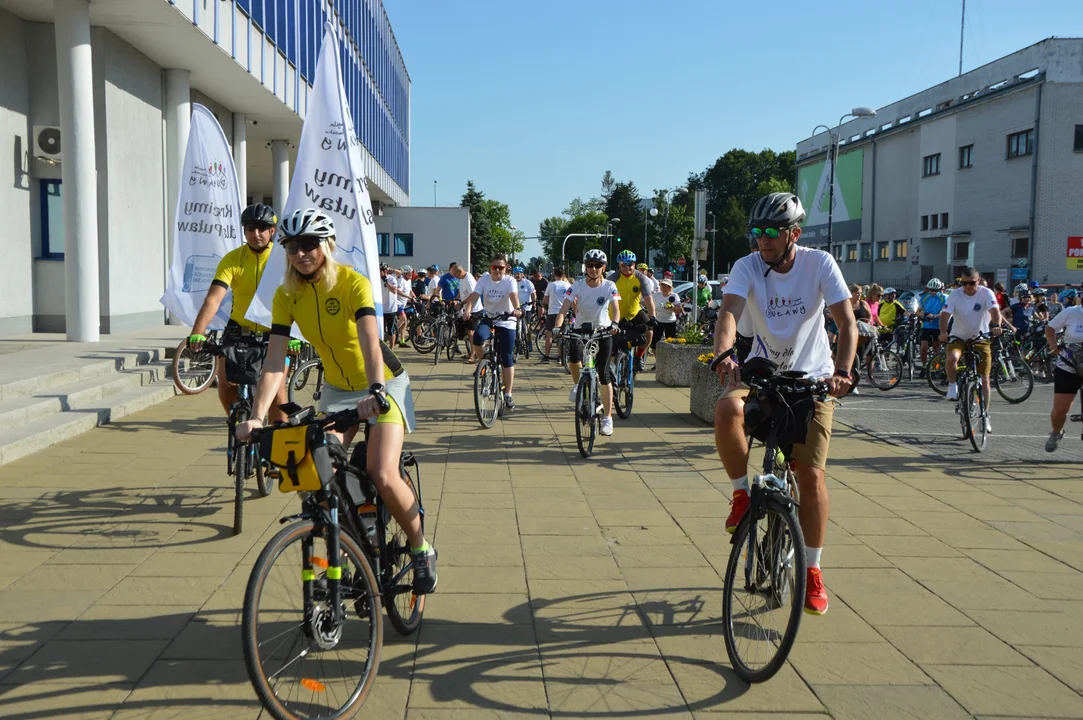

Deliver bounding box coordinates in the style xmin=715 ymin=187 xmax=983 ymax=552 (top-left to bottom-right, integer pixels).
xmin=1020 ymin=325 xmax=1058 ymax=384
xmin=610 ymin=322 xmax=642 ymax=420
xmin=243 ymin=404 xmax=427 ymax=720
xmin=864 ymin=336 xmax=903 ymax=391
xmin=948 ymin=335 xmax=990 ymax=453
xmin=567 ymin=327 xmax=612 ymax=458
xmin=288 ymin=356 xmax=325 ymax=410
xmin=472 ymin=311 xmax=516 ymax=429
xmin=206 ymin=336 xmax=274 ymax=535
xmin=722 ymin=367 xmax=826 ymax=683
xmin=886 ymin=316 xmax=920 ymax=381
xmin=429 ymin=301 xmax=461 ymax=367
xmin=989 ymin=329 xmax=1034 ymax=404
xmin=409 ymin=300 xmax=438 ymax=355
xmin=173 ymin=329 xmax=220 ymax=395
xmin=514 ymin=303 xmax=535 ymax=360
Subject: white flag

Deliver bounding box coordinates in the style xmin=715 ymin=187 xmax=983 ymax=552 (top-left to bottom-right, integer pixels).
xmin=160 ymin=104 xmax=241 ymax=328
xmin=246 ymin=23 xmax=383 ymax=332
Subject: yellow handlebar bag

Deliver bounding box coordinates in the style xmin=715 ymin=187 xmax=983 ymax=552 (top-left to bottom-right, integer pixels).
xmin=261 ymin=424 xmax=334 ymax=493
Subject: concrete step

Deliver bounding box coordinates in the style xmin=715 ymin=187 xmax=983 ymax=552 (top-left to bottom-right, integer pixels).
xmin=0 ymin=362 xmax=170 ymax=434
xmin=0 ymin=348 xmax=166 ymax=403
xmin=0 ymin=377 xmax=178 ymax=464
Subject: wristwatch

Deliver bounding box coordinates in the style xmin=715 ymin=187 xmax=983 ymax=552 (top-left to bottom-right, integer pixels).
xmin=369 ymin=383 xmax=386 ymax=398
xmin=834 ymin=368 xmax=853 ymax=381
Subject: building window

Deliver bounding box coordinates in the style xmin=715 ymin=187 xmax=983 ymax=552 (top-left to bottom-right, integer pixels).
xmin=40 ymin=180 xmax=64 ymax=258
xmin=393 ymin=233 xmax=414 ymax=256
xmin=1007 ymin=129 xmax=1034 ymax=158
xmin=940 ymin=212 xmax=949 ymax=227
xmin=922 ymin=153 xmax=941 ymax=177
xmin=847 ymin=245 xmax=857 ymax=262
xmin=921 ymin=215 xmax=929 ymax=231
xmin=1075 ymin=125 xmax=1083 ymax=152
xmin=877 ymin=242 xmax=890 ymax=260
xmin=953 ymin=241 xmax=970 ymax=260
xmin=959 ymin=144 xmax=973 ymax=168
xmin=1011 ymin=236 xmax=1029 ymax=258
xmin=832 ymin=245 xmax=843 ymax=262
xmin=894 ymin=239 xmax=908 ymax=259
xmin=930 ymin=214 xmax=939 ymax=230
xmin=377 ymin=232 xmax=390 ymax=256
xmin=861 ymin=243 xmax=872 ymax=261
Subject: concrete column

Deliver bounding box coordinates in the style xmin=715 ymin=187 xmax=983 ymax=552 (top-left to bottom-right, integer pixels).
xmin=271 ymin=139 xmax=290 ymax=213
xmin=232 ymin=112 xmax=247 ymax=206
xmin=164 ymin=69 xmax=190 ymax=325
xmin=55 ymin=0 xmax=100 ymax=341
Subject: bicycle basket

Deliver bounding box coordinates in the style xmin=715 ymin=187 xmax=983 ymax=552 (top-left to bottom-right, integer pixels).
xmin=260 ymin=424 xmax=335 ymax=493
xmin=223 ymin=343 xmax=263 ymax=385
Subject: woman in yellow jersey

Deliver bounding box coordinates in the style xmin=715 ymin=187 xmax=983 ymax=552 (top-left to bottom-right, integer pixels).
xmin=235 ymin=208 xmax=436 ymax=595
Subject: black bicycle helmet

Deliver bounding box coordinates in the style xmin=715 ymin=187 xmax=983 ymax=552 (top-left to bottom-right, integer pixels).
xmin=241 ymin=203 xmax=278 ymax=228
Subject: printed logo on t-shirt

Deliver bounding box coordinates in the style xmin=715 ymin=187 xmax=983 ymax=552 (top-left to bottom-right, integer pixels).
xmin=325 ymin=298 xmax=341 ymax=315
xmin=596 ymin=296 xmax=606 ymax=306
xmin=632 ymin=285 xmax=640 ymax=295
xmin=973 ymin=302 xmax=981 ymax=312
xmin=766 ymin=295 xmax=806 ymax=318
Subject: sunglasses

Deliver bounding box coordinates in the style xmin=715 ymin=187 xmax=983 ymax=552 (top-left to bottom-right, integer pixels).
xmin=961 ymin=280 xmax=977 ymax=286
xmin=749 ymin=227 xmax=783 ymax=240
xmin=620 ymin=262 xmax=635 ymax=268
xmin=490 ymin=264 xmax=507 ymax=271
xmin=585 ymin=262 xmax=605 ymax=269
xmin=244 ymin=223 xmax=273 ymax=233
xmin=285 ymin=238 xmax=323 ymax=255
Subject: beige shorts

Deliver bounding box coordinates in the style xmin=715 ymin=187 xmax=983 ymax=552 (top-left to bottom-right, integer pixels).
xmin=723 ymin=385 xmax=835 ymax=471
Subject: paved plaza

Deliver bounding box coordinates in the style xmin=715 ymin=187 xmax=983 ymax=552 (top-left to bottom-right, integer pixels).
xmin=2 ymin=352 xmax=1083 ymax=719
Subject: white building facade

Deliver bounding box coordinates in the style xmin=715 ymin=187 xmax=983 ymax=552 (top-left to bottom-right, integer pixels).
xmin=795 ymin=38 xmax=1083 ymax=290
xmin=0 ymin=0 xmax=410 ymax=339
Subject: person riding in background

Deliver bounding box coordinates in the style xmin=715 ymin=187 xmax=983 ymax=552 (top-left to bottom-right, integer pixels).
xmin=187 ymin=203 xmax=289 ymax=423
xmin=234 ymin=208 xmax=437 ymax=595
xmin=462 ymin=255 xmax=523 ymax=408
xmin=607 ymin=249 xmax=656 ymax=373
xmin=877 ymin=287 xmax=907 ymax=345
xmin=541 ymin=268 xmax=571 ymax=362
xmin=918 ymin=278 xmax=948 ymax=374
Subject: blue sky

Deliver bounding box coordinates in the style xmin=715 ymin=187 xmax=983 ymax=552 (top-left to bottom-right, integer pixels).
xmin=385 ymin=0 xmax=1081 ymax=260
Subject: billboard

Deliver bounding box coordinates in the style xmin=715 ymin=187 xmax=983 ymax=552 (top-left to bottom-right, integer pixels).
xmin=796 ymin=148 xmax=864 ymax=244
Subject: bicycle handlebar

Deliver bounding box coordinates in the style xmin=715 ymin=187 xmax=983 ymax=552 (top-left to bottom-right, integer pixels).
xmin=740 ymin=369 xmax=831 ymax=400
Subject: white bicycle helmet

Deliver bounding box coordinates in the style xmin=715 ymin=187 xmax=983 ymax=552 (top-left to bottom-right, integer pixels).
xmin=883 ymin=287 xmax=897 ymax=295
xmin=583 ymin=248 xmax=607 ymax=264
xmin=401 ymin=265 xmax=413 ymax=274
xmin=748 ymin=192 xmax=806 ymax=228
xmin=926 ymin=278 xmax=944 ymax=291
xmin=278 ymin=208 xmax=335 ymax=241
xmin=1033 ymin=287 xmax=1047 ymax=297
xmin=1014 ymin=283 xmax=1029 ymax=296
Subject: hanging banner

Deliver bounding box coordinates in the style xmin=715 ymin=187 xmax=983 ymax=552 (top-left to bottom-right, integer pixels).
xmin=160 ymin=104 xmax=241 ymax=328
xmin=246 ymin=23 xmax=383 ymax=332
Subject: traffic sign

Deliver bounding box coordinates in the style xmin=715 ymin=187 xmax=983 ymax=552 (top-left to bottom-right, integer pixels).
xmin=677 ymin=257 xmax=686 ymax=267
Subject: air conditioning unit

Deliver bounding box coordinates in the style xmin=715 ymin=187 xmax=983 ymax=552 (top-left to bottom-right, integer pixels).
xmin=33 ymin=126 xmax=62 ymax=162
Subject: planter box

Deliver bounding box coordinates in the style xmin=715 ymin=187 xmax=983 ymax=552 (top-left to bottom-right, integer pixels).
xmin=655 ymin=341 xmax=709 ymax=387
xmin=689 ymin=360 xmax=727 ymax=425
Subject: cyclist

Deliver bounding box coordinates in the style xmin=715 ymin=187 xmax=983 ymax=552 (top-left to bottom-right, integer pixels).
xmin=379 ymin=264 xmax=401 ymax=347
xmin=513 ymin=265 xmax=537 ymax=328
xmin=541 ymin=268 xmax=572 ymax=363
xmin=917 ymin=278 xmax=948 ymax=374
xmin=1012 ymin=291 xmax=1033 ymax=336
xmin=425 ymin=264 xmax=442 ymax=300
xmin=530 ymin=267 xmax=549 ymax=302
xmin=877 ymin=287 xmax=907 ymax=346
xmin=188 ymin=203 xmax=289 ymax=424
xmin=1044 ymin=297 xmax=1083 ymax=451
xmin=437 ymin=262 xmax=461 ymax=303
xmin=711 ymin=192 xmax=856 ymax=616
xmin=695 ymin=274 xmax=712 ymax=309
xmin=939 ymin=266 xmax=1003 ymax=433
xmin=454 ymin=262 xmax=483 ymax=363
xmin=554 ymin=249 xmax=621 ymax=437
xmin=607 ymin=250 xmax=656 ymax=373
xmin=235 ymin=208 xmax=436 ymax=595
xmin=462 ymin=255 xmax=522 ymax=408
xmin=1032 ymin=288 xmax=1052 ymax=323
xmin=651 ymin=276 xmax=683 ymax=348
xmin=412 ymin=268 xmax=430 ymax=300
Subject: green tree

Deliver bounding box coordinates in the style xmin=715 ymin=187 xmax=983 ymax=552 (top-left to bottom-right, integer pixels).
xmin=603 ymin=181 xmax=643 ymax=259
xmin=538 ymin=216 xmax=569 ymax=267
xmin=756 ymin=177 xmax=793 ymax=197
xmin=526 ymin=255 xmax=548 ymax=273
xmin=461 ymin=181 xmax=494 ymax=272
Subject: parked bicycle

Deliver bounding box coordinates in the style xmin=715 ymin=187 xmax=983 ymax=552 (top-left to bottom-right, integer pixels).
xmin=430 ymin=301 xmax=461 ymax=366
xmin=173 ymin=329 xmax=220 ymax=395
xmin=473 ymin=311 xmax=516 ymax=428
xmin=243 ymin=403 xmax=427 ymax=720
xmin=567 ymin=327 xmax=612 ymax=458
xmin=864 ymin=337 xmax=903 ymax=391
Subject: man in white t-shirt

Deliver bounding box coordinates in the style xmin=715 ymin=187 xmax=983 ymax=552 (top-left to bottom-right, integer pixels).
xmin=542 ymin=268 xmax=572 ymax=362
xmin=712 ymin=192 xmax=857 ymax=617
xmin=456 ymin=262 xmax=484 ymax=363
xmin=938 ymin=266 xmax=1003 ymax=430
xmin=1044 ymin=302 xmax=1083 ymax=451
xmin=463 ymin=254 xmax=522 ymax=408
xmin=513 ymin=265 xmax=537 ymax=336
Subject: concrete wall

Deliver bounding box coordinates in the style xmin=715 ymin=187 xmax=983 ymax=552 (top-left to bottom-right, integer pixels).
xmin=0 ymin=8 xmax=33 ymax=335
xmin=1034 ymin=81 xmax=1083 ymax=284
xmin=375 ymin=207 xmax=470 ymax=273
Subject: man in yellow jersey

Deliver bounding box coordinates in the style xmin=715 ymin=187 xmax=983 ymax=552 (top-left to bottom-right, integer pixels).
xmin=607 ymin=249 xmax=656 ymax=372
xmin=188 ymin=203 xmax=289 ymax=422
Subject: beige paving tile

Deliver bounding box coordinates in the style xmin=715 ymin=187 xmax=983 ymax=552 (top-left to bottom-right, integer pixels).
xmin=965 ymin=609 xmax=1083 ymax=647
xmin=856 ymin=534 xmax=964 ymax=558
xmin=790 ymin=641 xmax=931 ymax=685
xmin=813 ymin=685 xmax=971 ymax=719
xmin=422 ymin=593 xmax=532 ymax=626
xmin=415 ymin=622 xmax=536 ymax=664
xmin=825 ymin=542 xmax=894 ymax=568
xmin=0 ymin=682 xmax=135 ymax=720
xmin=923 ymin=664 xmax=1083 ymax=717
xmin=998 ymin=570 xmax=1083 ymax=600
xmin=433 ymin=542 xmax=524 ymax=567
xmin=827 ymin=569 xmax=973 ymax=627
xmin=58 ymin=605 xmax=196 ymax=641
xmin=611 ymin=544 xmax=709 ymax=569
xmin=433 ymin=566 xmax=527 ymax=594
xmin=8 ymin=562 xmax=132 ymax=592
xmin=543 ymin=652 xmax=689 ymax=716
xmin=407 ymin=710 xmax=543 ymax=720
xmin=407 ymin=659 xmax=548 ymax=710
xmin=962 ymin=547 xmax=1079 ymax=573
xmin=6 ymin=639 xmax=169 ymax=685
xmin=621 ymin=566 xmax=722 ymax=591
xmin=879 ymin=625 xmax=1034 ymax=666
xmin=120 ymin=659 xmax=254 ymax=705
xmin=591 ymin=508 xmax=677 ymax=527
xmin=795 ymin=601 xmax=886 ymax=643
xmin=515 ymin=516 xmax=601 ymax=535
xmin=669 ymin=661 xmax=825 ymax=714
xmin=831 ymin=516 xmax=928 ymax=536
xmin=602 ymin=524 xmax=693 ymax=546
xmin=97 ymin=576 xmax=224 ymax=607
xmin=520 ymin=534 xmax=612 ymax=557
xmin=429 ymin=522 xmax=521 ymax=545
xmin=1018 ymin=645 xmax=1083 ymax=694
xmin=524 ymin=554 xmax=622 ymax=581
xmin=0 ymin=589 xmax=106 ymax=622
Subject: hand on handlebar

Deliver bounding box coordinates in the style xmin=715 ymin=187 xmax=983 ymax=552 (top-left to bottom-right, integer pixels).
xmin=990 ymin=326 xmax=1003 ymax=336
xmin=187 ymin=334 xmax=206 ymax=352
xmin=609 ymin=325 xmax=620 ymax=336
xmin=714 ymin=355 xmax=741 ymax=388
xmin=355 ymin=395 xmax=383 ymax=420
xmin=235 ymin=417 xmax=263 ymax=442
xmin=825 ymin=374 xmax=852 ymax=398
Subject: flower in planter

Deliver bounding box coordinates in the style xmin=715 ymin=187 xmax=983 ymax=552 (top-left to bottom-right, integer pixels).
xmin=677 ymin=338 xmax=687 ymax=344
xmin=697 ymin=352 xmax=715 ymax=364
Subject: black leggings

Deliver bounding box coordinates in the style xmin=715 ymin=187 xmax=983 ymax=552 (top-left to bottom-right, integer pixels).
xmin=652 ymin=321 xmax=678 ymax=348
xmin=569 ymin=324 xmax=613 ymax=385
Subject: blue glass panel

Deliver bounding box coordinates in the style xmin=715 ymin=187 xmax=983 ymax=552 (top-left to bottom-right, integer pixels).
xmin=237 ymin=0 xmax=251 ymax=16
xmin=252 ymin=0 xmax=264 ymax=29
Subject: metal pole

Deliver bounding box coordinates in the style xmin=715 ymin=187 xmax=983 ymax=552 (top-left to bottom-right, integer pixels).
xmin=827 ymin=132 xmax=838 ymax=248
xmin=959 ymin=0 xmax=965 ymax=77
xmin=708 ymin=211 xmax=716 ymax=279
xmin=433 ymin=180 xmax=437 ymax=207
xmin=643 ymin=205 xmax=649 ymax=264
xmin=692 ymin=249 xmax=699 ymax=327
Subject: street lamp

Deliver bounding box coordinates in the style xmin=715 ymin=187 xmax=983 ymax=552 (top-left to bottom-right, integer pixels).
xmin=433 ymin=180 xmax=437 ymax=207
xmin=817 ymin=107 xmax=876 ymax=249
xmin=561 ymin=233 xmax=604 ymax=271
xmin=606 ymin=218 xmax=620 ymax=257
xmin=707 ymin=210 xmax=716 ymax=279
xmin=645 ymin=206 xmax=659 ymax=262
xmin=661 ymin=187 xmax=688 ymax=274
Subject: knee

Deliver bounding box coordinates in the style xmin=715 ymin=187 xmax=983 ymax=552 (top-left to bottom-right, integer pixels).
xmin=367 ymin=463 xmax=400 ymax=493
xmin=715 ymin=397 xmax=744 ymax=428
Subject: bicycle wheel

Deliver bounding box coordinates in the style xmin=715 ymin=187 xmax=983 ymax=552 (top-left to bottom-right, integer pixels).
xmin=474 ymin=359 xmax=499 ymax=429
xmin=559 ymin=338 xmax=570 ymax=374
xmin=994 ymin=354 xmax=1034 ymax=404
xmin=173 ymin=339 xmax=216 ymax=395
xmin=534 ymin=326 xmax=550 ymax=359
xmin=722 ymin=495 xmax=806 ymax=684
xmin=227 ymin=415 xmax=237 ymax=477
xmin=255 ymin=450 xmax=272 ymax=497
xmin=411 ymin=319 xmax=437 ymax=354
xmin=433 ymin=325 xmax=443 ymax=367
xmin=957 ymin=382 xmax=971 ymax=440
xmin=383 ymin=457 xmax=426 ymax=635
xmin=289 ymin=359 xmax=325 ymax=410
xmin=867 ymin=349 xmax=903 ymax=390
xmin=614 ymin=353 xmax=634 ymax=419
xmin=243 ymin=520 xmax=382 ymax=720
xmin=967 ymin=383 xmax=986 ymax=452
xmin=927 ymin=351 xmax=948 ymax=395
xmin=575 ymin=378 xmax=596 ymax=458
xmin=445 ymin=328 xmax=457 ymax=361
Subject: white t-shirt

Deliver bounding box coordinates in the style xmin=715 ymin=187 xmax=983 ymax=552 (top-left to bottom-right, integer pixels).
xmin=545 ymin=280 xmax=571 ymax=314
xmin=736 ymin=298 xmax=754 ymax=337
xmin=395 ymin=276 xmax=410 ymax=310
xmin=426 ymin=276 xmax=440 ymax=297
xmin=1049 ymin=305 xmax=1083 ymax=372
xmin=643 ymin=275 xmax=660 ymax=297
xmin=944 ymin=286 xmax=998 ymax=340
xmin=474 ymin=273 xmax=518 ymax=329
xmin=516 ymin=278 xmax=535 ymax=307
xmin=458 ymin=271 xmax=483 ymax=313
xmin=382 ymin=275 xmax=396 ymax=310
xmin=654 ymin=291 xmax=681 ymax=323
xmin=725 ymin=245 xmax=850 ymax=378
xmin=566 ymin=278 xmax=620 ymax=329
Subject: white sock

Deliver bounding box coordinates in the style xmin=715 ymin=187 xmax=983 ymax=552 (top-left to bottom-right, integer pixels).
xmin=731 ymin=475 xmax=749 ymax=493
xmin=948 ymin=382 xmax=957 ymax=389
xmin=807 ymin=547 xmax=822 ymax=569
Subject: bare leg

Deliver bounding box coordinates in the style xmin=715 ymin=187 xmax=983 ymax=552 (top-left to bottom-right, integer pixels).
xmin=714 ymin=396 xmax=749 ymax=480
xmin=794 ymin=463 xmax=829 ymax=549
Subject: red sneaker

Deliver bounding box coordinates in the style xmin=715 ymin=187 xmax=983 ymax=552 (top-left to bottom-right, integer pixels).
xmin=805 ymin=568 xmax=829 ymax=615
xmin=725 ymin=490 xmax=750 ymax=534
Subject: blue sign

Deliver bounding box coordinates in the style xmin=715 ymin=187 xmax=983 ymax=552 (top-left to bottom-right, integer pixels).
xmin=1010 ymin=267 xmax=1029 ymax=281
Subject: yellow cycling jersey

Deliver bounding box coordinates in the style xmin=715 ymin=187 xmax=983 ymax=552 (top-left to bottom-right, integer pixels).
xmin=608 ymin=270 xmax=650 ymax=319
xmin=211 ymin=244 xmax=272 ymax=331
xmin=878 ymin=300 xmax=906 ymax=332
xmin=270 ymin=265 xmax=402 ymax=391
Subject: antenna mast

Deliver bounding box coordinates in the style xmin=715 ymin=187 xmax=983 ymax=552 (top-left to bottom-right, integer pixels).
xmin=958 ymin=0 xmax=965 ymax=76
